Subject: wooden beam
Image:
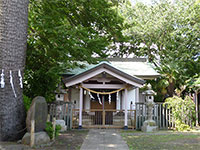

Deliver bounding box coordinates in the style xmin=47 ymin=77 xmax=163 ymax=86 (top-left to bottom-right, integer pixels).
xmin=104 ymin=68 xmax=143 ymax=88
xmin=82 ymin=83 xmax=125 ymax=89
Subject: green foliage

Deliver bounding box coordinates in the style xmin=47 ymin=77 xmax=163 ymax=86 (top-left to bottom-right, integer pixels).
xmin=164 ymin=96 xmax=196 ymax=131
xmin=145 ymin=79 xmax=169 ymax=102
xmin=120 ymin=0 xmax=200 ymax=97
xmin=23 ymin=95 xmax=32 ymax=112
xmin=45 ymin=122 xmax=61 ymax=139
xmin=24 ymin=0 xmax=126 ymax=102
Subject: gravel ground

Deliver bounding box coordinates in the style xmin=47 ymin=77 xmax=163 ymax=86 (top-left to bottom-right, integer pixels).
xmin=0 ymin=130 xmax=88 ymax=150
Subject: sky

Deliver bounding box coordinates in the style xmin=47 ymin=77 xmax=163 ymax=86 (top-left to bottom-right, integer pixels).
xmin=130 ymin=0 xmax=153 ymax=5
xmin=130 ymin=0 xmax=175 ymax=5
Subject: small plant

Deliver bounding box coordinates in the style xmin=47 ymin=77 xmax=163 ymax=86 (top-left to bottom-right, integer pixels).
xmin=164 ymin=96 xmax=196 ymax=131
xmin=23 ymin=95 xmax=32 ymax=112
xmin=45 ymin=122 xmax=61 ymax=139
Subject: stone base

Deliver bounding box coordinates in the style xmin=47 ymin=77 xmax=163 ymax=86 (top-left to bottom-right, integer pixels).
xmin=22 ymin=131 xmax=50 ymax=146
xmin=124 ymin=126 xmax=128 ymax=130
xmin=141 ymin=120 xmax=158 ymax=132
xmin=55 ymin=120 xmax=67 ymax=132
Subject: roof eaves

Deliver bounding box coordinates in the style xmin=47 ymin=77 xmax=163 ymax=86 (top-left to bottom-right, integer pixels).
xmin=63 ymin=62 xmax=145 ymax=85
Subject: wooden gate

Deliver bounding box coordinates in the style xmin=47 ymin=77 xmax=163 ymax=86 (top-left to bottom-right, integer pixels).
xmin=72 ymin=109 xmax=136 ymax=129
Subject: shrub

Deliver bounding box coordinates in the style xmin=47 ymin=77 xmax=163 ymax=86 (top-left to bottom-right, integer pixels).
xmin=23 ymin=95 xmax=32 ymax=112
xmin=45 ymin=122 xmax=61 ymax=139
xmin=164 ymin=96 xmax=196 ymax=131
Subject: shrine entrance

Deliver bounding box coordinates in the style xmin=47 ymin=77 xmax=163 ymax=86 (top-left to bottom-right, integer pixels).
xmin=90 ymin=92 xmax=116 ymax=125
xmin=64 ymin=62 xmax=145 ymax=129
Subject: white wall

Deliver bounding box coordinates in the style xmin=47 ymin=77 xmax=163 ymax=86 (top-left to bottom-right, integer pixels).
xmin=121 ymin=88 xmax=136 ymax=110
xmin=70 ymin=88 xmax=91 ymax=109
xmin=84 ymin=92 xmax=90 ymax=109
xmin=116 ymin=91 xmax=121 ymax=110
xmin=70 ymin=88 xmax=80 ymax=109
xmin=127 ymin=88 xmax=136 ymax=110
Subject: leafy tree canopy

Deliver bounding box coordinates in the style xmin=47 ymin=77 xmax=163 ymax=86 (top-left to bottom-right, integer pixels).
xmin=24 ymin=0 xmax=126 ymax=101
xmin=120 ymin=0 xmax=200 ymax=98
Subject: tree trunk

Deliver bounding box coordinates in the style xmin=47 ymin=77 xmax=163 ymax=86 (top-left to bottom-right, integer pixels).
xmin=167 ymin=81 xmax=175 ymax=97
xmin=0 ymin=0 xmax=29 ymax=141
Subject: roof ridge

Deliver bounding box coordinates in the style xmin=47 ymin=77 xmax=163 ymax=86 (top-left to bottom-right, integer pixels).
xmin=107 ymin=57 xmax=147 ymax=62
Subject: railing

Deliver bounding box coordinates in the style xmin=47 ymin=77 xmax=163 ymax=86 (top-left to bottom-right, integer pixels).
xmin=72 ymin=109 xmax=136 ymax=129
xmin=135 ymin=102 xmax=193 ymax=130
xmin=48 ymin=101 xmax=74 ymax=129
xmin=136 ymin=103 xmax=169 ymax=130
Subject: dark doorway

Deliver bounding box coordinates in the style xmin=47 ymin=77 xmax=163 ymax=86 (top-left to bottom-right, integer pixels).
xmin=90 ymin=90 xmax=117 ymax=125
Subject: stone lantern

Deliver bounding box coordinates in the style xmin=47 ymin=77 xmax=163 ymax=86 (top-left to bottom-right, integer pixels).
xmin=55 ymin=85 xmax=66 ymax=101
xmin=141 ymin=84 xmax=158 ymax=132
xmin=54 ymin=85 xmax=67 ymax=131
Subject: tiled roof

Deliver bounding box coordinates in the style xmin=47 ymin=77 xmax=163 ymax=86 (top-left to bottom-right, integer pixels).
xmin=63 ymin=58 xmax=160 ymax=79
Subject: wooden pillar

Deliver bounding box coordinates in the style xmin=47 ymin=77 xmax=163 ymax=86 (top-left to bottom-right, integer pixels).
xmin=120 ymin=91 xmax=123 ymax=110
xmin=79 ymin=87 xmax=83 ymax=129
xmin=124 ymin=88 xmax=128 ymax=129
xmin=102 ymin=95 xmax=105 ymax=126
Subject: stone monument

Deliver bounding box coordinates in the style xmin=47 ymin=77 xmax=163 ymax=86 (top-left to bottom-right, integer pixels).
xmin=26 ymin=96 xmax=48 ymax=132
xmin=22 ymin=96 xmax=50 ymax=145
xmin=141 ymin=84 xmax=158 ymax=132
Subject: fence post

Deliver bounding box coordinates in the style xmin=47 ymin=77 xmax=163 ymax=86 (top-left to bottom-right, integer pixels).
xmin=156 ymin=105 xmax=159 ymax=126
xmin=70 ymin=104 xmax=73 ymax=129
xmin=165 ymin=105 xmax=168 ymax=129
xmin=52 ymin=117 xmax=56 ymax=141
xmin=102 ymin=110 xmax=105 ymax=127
xmin=162 ymin=105 xmax=165 ymax=128
xmin=135 ymin=103 xmax=138 ymax=129
xmin=30 ymin=119 xmax=35 ymax=147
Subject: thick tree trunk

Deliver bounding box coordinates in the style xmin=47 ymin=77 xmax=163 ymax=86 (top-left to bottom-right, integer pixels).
xmin=0 ymin=0 xmax=29 ymax=141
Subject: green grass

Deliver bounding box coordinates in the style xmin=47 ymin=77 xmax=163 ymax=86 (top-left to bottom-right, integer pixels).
xmin=121 ymin=131 xmax=200 ymax=150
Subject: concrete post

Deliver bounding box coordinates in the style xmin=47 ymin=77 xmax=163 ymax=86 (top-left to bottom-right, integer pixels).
xmin=79 ymin=87 xmax=83 ymax=129
xmin=124 ymin=88 xmax=128 ymax=129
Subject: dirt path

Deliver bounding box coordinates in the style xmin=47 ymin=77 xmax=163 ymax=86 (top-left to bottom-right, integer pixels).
xmin=0 ymin=130 xmax=88 ymax=150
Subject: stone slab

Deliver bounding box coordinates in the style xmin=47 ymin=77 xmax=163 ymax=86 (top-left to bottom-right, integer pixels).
xmin=21 ymin=131 xmax=50 ymax=146
xmin=80 ymin=129 xmax=129 ymax=150
xmin=26 ymin=96 xmax=48 ymax=132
